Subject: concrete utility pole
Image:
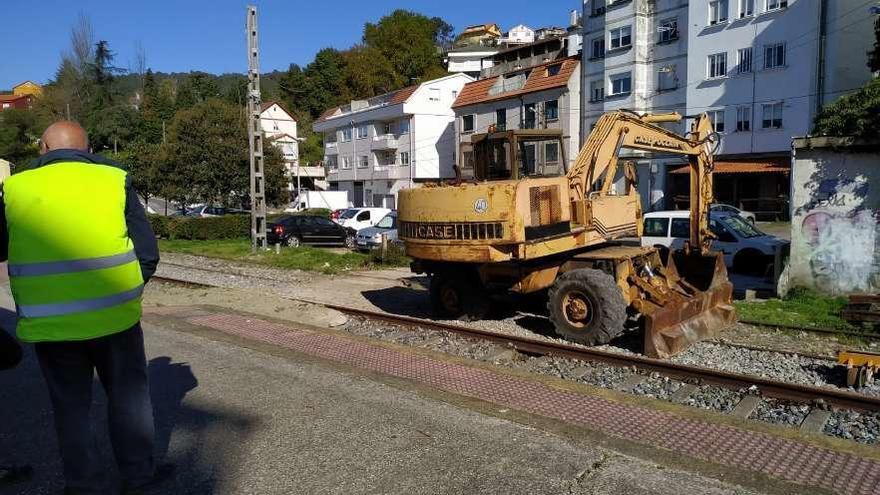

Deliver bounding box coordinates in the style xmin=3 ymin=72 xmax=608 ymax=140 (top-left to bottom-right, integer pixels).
xmin=246 ymin=5 xmax=267 ymax=251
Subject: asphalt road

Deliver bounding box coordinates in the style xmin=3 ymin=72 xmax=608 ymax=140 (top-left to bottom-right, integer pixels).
xmin=0 ymin=284 xmax=762 ymax=495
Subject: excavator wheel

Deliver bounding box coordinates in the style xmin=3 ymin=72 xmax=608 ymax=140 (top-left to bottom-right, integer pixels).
xmin=547 ymin=268 xmax=627 ymax=346
xmin=430 ymin=271 xmax=489 ymax=321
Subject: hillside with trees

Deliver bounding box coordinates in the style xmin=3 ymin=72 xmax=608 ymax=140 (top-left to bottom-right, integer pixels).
xmin=0 ymin=9 xmax=452 ymax=207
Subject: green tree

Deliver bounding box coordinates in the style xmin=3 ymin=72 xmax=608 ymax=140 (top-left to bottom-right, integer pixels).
xmin=166 ymin=98 xmax=249 ymax=205
xmin=343 ymin=45 xmax=402 ymax=98
xmin=176 ymin=72 xmax=220 ymax=109
xmin=121 ymin=140 xmax=166 ymax=206
xmin=263 ymin=144 xmax=289 ymax=206
xmin=813 ymin=78 xmax=880 ymax=139
xmin=0 ymin=109 xmax=41 ymax=169
xmin=363 ymin=10 xmax=450 ymax=84
xmin=138 ymin=70 xmax=176 ymax=144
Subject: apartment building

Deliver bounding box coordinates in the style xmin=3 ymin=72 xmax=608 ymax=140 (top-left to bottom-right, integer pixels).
xmin=582 ymin=0 xmax=874 ymax=216
xmin=679 ymin=0 xmax=875 ymax=217
xmin=313 ymin=73 xmax=473 ymax=208
xmin=581 ymin=0 xmax=689 ymax=211
xmin=453 ymin=56 xmax=581 ymax=176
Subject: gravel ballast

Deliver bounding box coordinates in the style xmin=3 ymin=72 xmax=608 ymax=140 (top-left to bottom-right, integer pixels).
xmin=154 ymin=255 xmax=880 ymax=444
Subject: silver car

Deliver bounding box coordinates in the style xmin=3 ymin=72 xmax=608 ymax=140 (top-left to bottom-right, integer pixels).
xmin=355 ymin=212 xmax=398 ymax=250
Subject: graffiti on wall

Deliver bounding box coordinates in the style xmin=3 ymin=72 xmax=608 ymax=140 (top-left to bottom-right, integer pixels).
xmin=800 ymin=208 xmax=880 ymax=294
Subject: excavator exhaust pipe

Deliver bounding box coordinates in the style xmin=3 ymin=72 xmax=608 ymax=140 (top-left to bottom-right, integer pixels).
xmin=642 ymin=250 xmax=736 ymax=359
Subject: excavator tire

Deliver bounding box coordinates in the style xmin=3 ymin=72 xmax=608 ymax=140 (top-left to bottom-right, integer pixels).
xmin=430 ymin=271 xmax=490 ymax=321
xmin=547 ymin=268 xmax=627 ymax=346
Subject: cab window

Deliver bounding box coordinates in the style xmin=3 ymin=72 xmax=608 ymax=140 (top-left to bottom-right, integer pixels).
xmin=670 ymin=218 xmax=689 ymax=238
xmin=314 ymin=217 xmax=334 ymax=226
xmin=356 ymin=211 xmax=370 ymax=221
xmin=643 ymin=218 xmax=669 ymax=237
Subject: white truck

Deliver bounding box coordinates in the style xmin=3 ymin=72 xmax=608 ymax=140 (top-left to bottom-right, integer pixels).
xmin=285 ymin=190 xmax=350 ymax=212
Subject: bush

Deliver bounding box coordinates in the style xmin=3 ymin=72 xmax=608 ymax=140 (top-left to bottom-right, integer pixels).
xmin=369 ymin=241 xmax=409 ymax=267
xmin=149 ymin=214 xmax=250 ymax=240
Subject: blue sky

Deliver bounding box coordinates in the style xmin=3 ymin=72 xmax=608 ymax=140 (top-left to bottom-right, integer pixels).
xmin=0 ymin=0 xmax=580 ymax=89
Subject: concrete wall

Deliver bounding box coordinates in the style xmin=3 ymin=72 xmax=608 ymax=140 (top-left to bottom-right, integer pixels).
xmin=789 ymin=144 xmax=880 ymax=294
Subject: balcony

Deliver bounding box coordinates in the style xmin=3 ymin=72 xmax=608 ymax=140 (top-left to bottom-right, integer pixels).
xmin=324 ymin=141 xmax=338 ymax=154
xmin=288 ymin=165 xmax=326 ymax=178
xmin=371 ymin=134 xmax=399 ymax=150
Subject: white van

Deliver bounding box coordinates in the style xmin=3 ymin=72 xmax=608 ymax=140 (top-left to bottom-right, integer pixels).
xmin=334 ymin=207 xmax=392 ymax=232
xmin=641 ymin=210 xmax=787 ymax=274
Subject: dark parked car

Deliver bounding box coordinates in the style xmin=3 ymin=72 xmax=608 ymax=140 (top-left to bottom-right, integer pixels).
xmin=267 ymin=215 xmax=356 ymax=248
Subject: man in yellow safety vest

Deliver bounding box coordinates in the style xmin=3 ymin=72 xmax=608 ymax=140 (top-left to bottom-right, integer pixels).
xmin=0 ymin=121 xmax=166 ymax=494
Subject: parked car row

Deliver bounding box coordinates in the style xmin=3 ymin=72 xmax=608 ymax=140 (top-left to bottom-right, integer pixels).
xmin=267 ymin=207 xmax=399 ymax=252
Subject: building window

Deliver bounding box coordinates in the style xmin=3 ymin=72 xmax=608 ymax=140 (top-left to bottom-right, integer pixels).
xmin=342 ymin=156 xmax=353 ymax=169
xmin=591 ymin=38 xmax=605 ymax=59
xmin=341 ymin=128 xmax=352 ymax=142
xmin=737 ymin=48 xmax=753 ymax=74
xmin=461 ymin=151 xmax=474 ymax=169
xmin=658 ymin=18 xmax=678 ymax=43
xmin=399 ymin=119 xmax=410 ymax=134
xmin=766 ymin=0 xmax=787 ymax=11
xmin=709 ymin=0 xmax=729 ymax=25
xmin=708 ymin=110 xmax=725 ymax=132
xmin=428 ymin=88 xmax=441 ymax=101
xmin=761 ymin=102 xmax=783 ymax=129
xmin=545 ymin=142 xmax=559 ymax=163
xmin=327 ymin=156 xmax=338 ymax=170
xmin=609 ymin=72 xmax=632 ymax=95
xmin=658 ymin=66 xmax=676 ymax=91
xmin=382 ymin=122 xmax=394 ymax=135
xmin=547 ymin=64 xmax=562 ymax=76
xmin=452 ymin=90 xmax=458 ymax=99
xmin=358 ymin=155 xmax=369 ymax=168
xmin=591 ymin=0 xmax=606 ymax=16
xmin=544 ymin=100 xmax=559 ymax=121
xmin=764 ymin=43 xmax=786 ymax=69
xmin=736 ymin=106 xmax=751 ymax=131
xmin=400 ymin=151 xmax=410 ymax=165
xmin=357 ymin=124 xmax=369 ymax=139
xmin=462 ymin=114 xmax=475 ymax=133
xmin=590 ymin=80 xmax=605 ymax=102
xmin=496 ymin=108 xmax=507 ymax=130
xmin=609 ymin=26 xmax=632 ymax=50
xmin=739 ymin=0 xmax=754 ymax=17
xmin=325 ymin=132 xmax=337 ymax=143
xmin=523 ymin=103 xmax=537 ymax=128
xmin=707 ymin=53 xmax=727 ymax=79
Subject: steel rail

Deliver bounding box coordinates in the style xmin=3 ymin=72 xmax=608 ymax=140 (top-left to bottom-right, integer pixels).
xmin=151 ymin=274 xmax=880 ymax=412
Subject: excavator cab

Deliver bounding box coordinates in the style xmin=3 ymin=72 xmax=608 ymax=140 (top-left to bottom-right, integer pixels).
xmin=463 ymin=128 xmax=567 ymax=181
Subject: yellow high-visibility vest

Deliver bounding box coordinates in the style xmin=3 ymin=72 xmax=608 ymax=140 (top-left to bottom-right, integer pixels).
xmin=4 ymin=161 xmax=144 ymax=342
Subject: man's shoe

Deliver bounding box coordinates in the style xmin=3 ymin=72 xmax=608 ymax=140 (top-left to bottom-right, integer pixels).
xmin=121 ymin=463 xmax=175 ymax=495
xmin=0 ymin=464 xmax=33 ymax=484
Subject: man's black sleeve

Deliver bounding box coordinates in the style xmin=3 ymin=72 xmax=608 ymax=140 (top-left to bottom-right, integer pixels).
xmin=124 ymin=177 xmax=159 ymax=282
xmin=0 ymin=193 xmax=7 ymax=263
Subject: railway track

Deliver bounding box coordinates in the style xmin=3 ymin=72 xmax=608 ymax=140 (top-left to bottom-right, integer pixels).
xmin=151 ymin=272 xmax=880 ymax=415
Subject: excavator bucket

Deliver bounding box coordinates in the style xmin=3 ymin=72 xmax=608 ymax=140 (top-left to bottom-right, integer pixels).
xmin=642 ymin=250 xmax=736 ymax=359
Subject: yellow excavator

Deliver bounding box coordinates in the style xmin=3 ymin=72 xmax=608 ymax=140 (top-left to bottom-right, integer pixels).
xmin=397 ymin=110 xmax=736 ymax=358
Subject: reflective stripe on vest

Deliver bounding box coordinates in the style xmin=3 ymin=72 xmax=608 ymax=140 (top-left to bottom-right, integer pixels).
xmin=8 ymin=250 xmax=137 ymax=277
xmin=17 ymin=284 xmax=144 ymax=318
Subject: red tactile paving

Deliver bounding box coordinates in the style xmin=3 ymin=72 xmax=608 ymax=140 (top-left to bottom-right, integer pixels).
xmin=167 ymin=310 xmax=880 ymax=495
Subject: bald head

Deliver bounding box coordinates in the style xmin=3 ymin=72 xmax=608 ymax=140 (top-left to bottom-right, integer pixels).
xmin=40 ymin=121 xmax=89 ymax=154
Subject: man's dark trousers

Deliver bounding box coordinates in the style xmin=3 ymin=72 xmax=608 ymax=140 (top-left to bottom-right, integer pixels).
xmin=34 ymin=324 xmax=155 ymax=494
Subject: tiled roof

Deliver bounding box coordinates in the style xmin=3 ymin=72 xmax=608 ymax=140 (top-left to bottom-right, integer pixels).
xmin=670 ymin=158 xmax=790 ymax=174
xmin=452 ymin=56 xmax=579 ymax=108
xmin=316 ymin=84 xmax=419 ymax=122
xmin=388 ymin=85 xmax=418 ymax=105
xmin=0 ymin=94 xmax=28 ymax=102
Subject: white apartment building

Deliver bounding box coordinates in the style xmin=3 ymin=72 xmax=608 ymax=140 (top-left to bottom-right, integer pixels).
xmin=683 ymin=0 xmax=874 ymax=216
xmin=313 ymin=73 xmax=473 ymax=208
xmin=446 ymin=45 xmax=499 ymax=78
xmin=581 ymin=0 xmax=689 ymax=211
xmin=453 ymin=56 xmax=582 ymax=174
xmin=582 ymin=0 xmax=874 ymax=216
xmin=260 ymin=102 xmax=327 ymax=196
xmin=501 ymin=24 xmax=536 ymax=45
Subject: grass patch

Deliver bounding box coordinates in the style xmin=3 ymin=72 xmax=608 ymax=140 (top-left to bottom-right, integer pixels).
xmin=159 ymin=239 xmax=407 ymax=274
xmin=734 ymin=286 xmax=856 ymax=331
